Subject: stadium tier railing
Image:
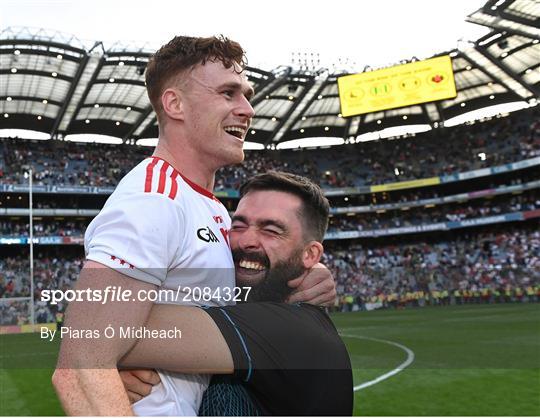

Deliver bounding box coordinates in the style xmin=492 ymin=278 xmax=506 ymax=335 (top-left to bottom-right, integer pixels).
xmin=1 ymin=209 xmax=539 ymax=244
xmin=1 ymin=178 xmax=539 ymax=222
xmin=1 ymin=155 xmax=539 ymax=198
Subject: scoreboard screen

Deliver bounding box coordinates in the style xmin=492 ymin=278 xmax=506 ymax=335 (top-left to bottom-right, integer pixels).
xmin=337 ymin=55 xmax=457 ymax=117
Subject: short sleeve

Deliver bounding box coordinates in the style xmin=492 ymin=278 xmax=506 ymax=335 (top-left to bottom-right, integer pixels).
xmin=85 ymin=192 xmax=184 ymax=285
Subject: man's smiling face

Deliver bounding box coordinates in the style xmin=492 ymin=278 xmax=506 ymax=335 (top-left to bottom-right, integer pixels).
xmin=179 ymin=60 xmax=255 ymax=168
xmin=230 ymin=190 xmax=308 ymax=301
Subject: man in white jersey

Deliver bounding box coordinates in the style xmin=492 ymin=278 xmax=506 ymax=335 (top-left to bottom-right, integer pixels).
xmin=118 ymin=172 xmax=353 ymax=416
xmin=52 ymin=36 xmax=335 ymax=416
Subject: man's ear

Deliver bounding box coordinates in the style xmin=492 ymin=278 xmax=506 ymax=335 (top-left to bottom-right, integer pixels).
xmin=302 ymin=241 xmax=324 ymax=269
xmin=161 ymin=88 xmax=184 ymax=121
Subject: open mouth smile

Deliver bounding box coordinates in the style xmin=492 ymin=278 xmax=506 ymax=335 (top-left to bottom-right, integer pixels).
xmin=236 ymin=259 xmax=267 ymax=276
xmin=224 ymin=126 xmax=246 ymax=141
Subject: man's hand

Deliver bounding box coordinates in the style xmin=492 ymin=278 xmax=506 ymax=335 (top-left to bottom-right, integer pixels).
xmin=119 ymin=370 xmax=161 ymax=404
xmin=286 ymin=263 xmax=336 ymax=306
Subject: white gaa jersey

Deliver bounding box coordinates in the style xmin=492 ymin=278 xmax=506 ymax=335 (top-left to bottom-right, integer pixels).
xmin=85 ymin=156 xmax=235 ymax=416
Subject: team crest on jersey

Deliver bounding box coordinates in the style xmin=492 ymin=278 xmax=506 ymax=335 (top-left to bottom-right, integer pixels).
xmin=219 ymin=228 xmax=230 ymax=247
xmin=197 ymin=226 xmax=220 ymax=243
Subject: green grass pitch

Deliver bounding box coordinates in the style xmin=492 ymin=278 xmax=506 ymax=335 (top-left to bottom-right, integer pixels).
xmin=1 ymin=303 xmax=539 ymax=415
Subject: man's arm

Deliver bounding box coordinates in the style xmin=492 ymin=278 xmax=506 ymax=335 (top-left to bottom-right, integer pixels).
xmin=52 ymin=261 xmax=157 ymax=416
xmin=119 ymin=304 xmax=233 ymax=373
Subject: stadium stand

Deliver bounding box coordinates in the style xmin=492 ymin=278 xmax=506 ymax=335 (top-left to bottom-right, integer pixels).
xmin=1 ymin=108 xmax=539 ymax=317
xmin=1 ymin=189 xmax=538 ymax=239
xmin=324 ymin=222 xmax=540 ymax=311
xmin=1 ymin=106 xmax=539 ymax=321
xmin=0 ymin=106 xmax=538 ymax=189
xmin=2 ymin=219 xmax=538 ymax=324
xmin=1 ymin=5 xmax=539 ymax=326
xmin=327 ymin=190 xmax=540 ymax=232
xmin=0 ymin=219 xmax=87 ymax=237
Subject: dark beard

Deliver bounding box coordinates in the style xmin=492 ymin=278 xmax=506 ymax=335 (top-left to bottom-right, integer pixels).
xmin=233 ymin=248 xmax=305 ymax=303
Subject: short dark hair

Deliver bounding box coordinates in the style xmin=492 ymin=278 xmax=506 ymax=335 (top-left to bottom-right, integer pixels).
xmin=145 ymin=35 xmax=247 ymax=120
xmin=239 ymin=171 xmax=330 ymax=242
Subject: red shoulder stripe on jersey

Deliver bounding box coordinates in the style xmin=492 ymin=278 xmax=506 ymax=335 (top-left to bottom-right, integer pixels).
xmin=148 ymin=156 xmax=220 ymax=202
xmin=144 ymin=157 xmax=160 ymax=193
xmin=157 ymin=161 xmax=170 ymax=194
xmin=169 ymin=169 xmax=179 ymax=200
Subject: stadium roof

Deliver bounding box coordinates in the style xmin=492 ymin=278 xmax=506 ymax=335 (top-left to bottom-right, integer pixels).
xmin=0 ymin=0 xmax=538 ymax=147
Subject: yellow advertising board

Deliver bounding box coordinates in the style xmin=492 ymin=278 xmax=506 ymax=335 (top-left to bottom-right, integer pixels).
xmin=371 ymin=177 xmax=440 ymax=193
xmin=0 ymin=322 xmax=55 ymax=334
xmin=337 ymin=55 xmax=457 ymax=117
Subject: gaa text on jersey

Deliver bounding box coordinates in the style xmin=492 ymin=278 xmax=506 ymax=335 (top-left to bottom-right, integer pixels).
xmin=197 ymin=226 xmax=220 ymax=243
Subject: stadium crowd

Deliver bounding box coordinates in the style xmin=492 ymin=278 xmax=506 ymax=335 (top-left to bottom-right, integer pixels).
xmin=1 ymin=191 xmax=537 ymax=238
xmin=325 ymin=107 xmax=539 ymax=187
xmin=1 ymin=222 xmax=538 ymax=325
xmin=0 ymin=220 xmax=87 ymax=237
xmin=1 ymin=254 xmax=82 ymax=325
xmin=0 ymin=107 xmax=538 ymax=189
xmin=327 ymin=191 xmax=540 ymax=232
xmin=325 ymin=224 xmax=540 ymax=311
xmin=332 ymin=168 xmax=540 ymax=208
xmin=0 ymin=107 xmax=538 ymax=324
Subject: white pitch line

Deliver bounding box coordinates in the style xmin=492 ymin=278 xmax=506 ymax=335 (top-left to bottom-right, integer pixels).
xmin=340 ymin=334 xmax=415 ymax=391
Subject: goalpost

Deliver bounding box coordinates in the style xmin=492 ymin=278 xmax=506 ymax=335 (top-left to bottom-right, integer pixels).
xmin=28 ymin=167 xmax=35 ymax=326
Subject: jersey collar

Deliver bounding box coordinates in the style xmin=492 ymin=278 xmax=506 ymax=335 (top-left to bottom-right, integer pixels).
xmin=149 ymin=156 xmax=221 ymax=203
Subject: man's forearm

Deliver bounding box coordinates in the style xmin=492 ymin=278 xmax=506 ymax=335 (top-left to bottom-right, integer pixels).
xmin=53 ymin=261 xmax=157 ymax=415
xmin=53 ymin=368 xmax=133 ymax=416
xmin=52 ymin=368 xmax=92 ymax=415
xmin=120 ymin=304 xmax=233 ymax=373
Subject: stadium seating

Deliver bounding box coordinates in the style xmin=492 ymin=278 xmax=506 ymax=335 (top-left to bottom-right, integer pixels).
xmin=0 ymin=107 xmax=538 ymax=189
xmin=1 ymin=105 xmax=539 ymax=321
